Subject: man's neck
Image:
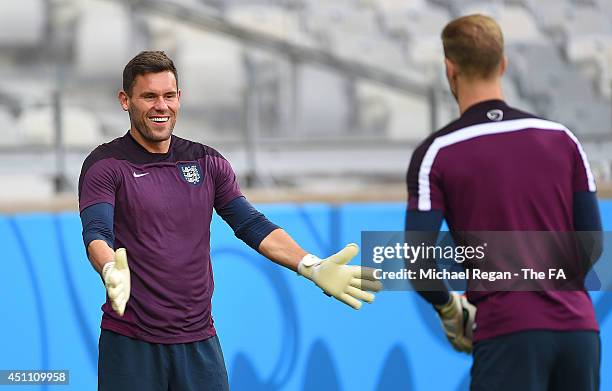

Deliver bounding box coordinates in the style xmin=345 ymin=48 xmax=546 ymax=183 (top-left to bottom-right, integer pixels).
xmin=129 ymin=128 xmax=171 ymax=154
xmin=456 ymin=78 xmax=504 ymax=115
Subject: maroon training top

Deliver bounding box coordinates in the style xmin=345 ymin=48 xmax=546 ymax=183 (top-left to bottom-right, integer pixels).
xmin=407 ymin=99 xmax=598 ymax=342
xmin=79 ymin=132 xmax=242 ymax=343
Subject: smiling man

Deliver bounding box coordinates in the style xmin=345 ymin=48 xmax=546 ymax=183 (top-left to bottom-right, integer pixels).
xmin=121 ymin=72 xmax=178 ymax=147
xmin=78 ymin=51 xmax=381 ymax=391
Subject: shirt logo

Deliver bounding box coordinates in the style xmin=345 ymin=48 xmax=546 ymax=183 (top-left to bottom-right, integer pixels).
xmin=133 ymin=172 xmax=150 ymax=178
xmin=487 ymin=109 xmax=504 ymax=122
xmin=178 ymin=162 xmax=202 ymax=186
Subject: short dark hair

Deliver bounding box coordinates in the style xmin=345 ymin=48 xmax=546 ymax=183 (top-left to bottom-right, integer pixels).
xmin=441 ymin=14 xmax=504 ymax=79
xmin=122 ymin=51 xmax=179 ymax=96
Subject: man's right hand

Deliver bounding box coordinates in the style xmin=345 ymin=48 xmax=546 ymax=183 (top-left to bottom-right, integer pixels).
xmin=102 ymin=248 xmax=131 ymax=317
xmin=435 ymin=292 xmax=476 ymax=353
xmin=298 ymin=244 xmax=382 ymax=310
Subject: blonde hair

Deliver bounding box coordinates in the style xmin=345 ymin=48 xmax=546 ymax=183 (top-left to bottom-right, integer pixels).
xmin=441 ymin=14 xmax=504 ymax=79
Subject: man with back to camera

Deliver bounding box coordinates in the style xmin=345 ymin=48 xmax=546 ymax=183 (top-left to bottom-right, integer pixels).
xmin=405 ymin=15 xmax=603 ymax=390
xmin=78 ymin=50 xmax=382 ymax=391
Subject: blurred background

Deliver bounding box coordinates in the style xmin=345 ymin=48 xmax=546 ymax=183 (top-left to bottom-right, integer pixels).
xmin=0 ymin=0 xmax=612 ymax=206
xmin=1 ymin=0 xmax=612 ymax=390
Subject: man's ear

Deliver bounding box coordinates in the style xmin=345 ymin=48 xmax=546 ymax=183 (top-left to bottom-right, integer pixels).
xmin=118 ymin=90 xmax=129 ymax=111
xmin=444 ymin=58 xmax=457 ymax=80
xmin=499 ymin=55 xmax=508 ymax=76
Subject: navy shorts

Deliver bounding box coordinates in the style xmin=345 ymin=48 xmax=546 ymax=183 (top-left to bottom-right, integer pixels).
xmin=471 ymin=330 xmax=600 ymax=391
xmin=98 ymin=330 xmax=229 ymax=391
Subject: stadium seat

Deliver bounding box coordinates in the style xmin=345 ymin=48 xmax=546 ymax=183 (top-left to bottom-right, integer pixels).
xmin=406 ymin=36 xmax=445 ymax=75
xmin=508 ymin=40 xmax=611 ymax=136
xmin=0 ymin=1 xmax=45 ymax=47
xmin=398 ymin=4 xmax=451 ymax=74
xmin=525 ymin=0 xmax=573 ymax=40
xmin=508 ymin=43 xmax=567 ymax=104
xmin=595 ymin=0 xmax=612 ymax=17
xmin=374 ymin=0 xmax=429 ymax=37
xmin=74 ymin=0 xmax=133 ymax=80
xmin=175 ymin=26 xmax=245 ymax=109
xmin=495 ymin=5 xmax=543 ymax=43
xmin=567 ymin=5 xmax=611 ymax=37
xmin=427 ymin=0 xmax=498 ymax=15
xmin=502 ymin=78 xmax=536 ymax=114
xmin=549 ymin=89 xmax=612 ymax=136
xmin=145 ymin=13 xmax=181 ymax=55
xmin=226 ymin=4 xmax=312 ymax=45
xmin=18 ymin=106 xmax=103 ymax=147
xmin=303 ymin=0 xmax=379 ymax=38
xmin=329 ymin=32 xmax=407 ymax=70
xmin=357 ymin=82 xmax=431 ymax=140
xmin=457 ymin=3 xmax=543 ymax=44
xmin=398 ymin=3 xmax=451 ymax=39
xmin=0 ymin=175 xmax=55 ymax=200
xmin=566 ymin=35 xmax=612 ymax=97
xmin=297 ymin=66 xmax=350 ymax=136
xmin=0 ymin=108 xmax=22 ymax=146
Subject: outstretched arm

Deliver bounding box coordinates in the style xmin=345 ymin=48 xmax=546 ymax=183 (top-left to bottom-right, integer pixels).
xmin=261 ymin=235 xmax=381 ymax=310
xmin=218 ymin=197 xmax=382 ymax=309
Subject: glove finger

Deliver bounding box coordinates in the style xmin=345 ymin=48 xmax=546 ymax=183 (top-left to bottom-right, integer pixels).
xmin=450 ymin=337 xmax=471 ymax=353
xmin=457 ymin=336 xmax=473 ymax=353
xmin=112 ymin=300 xmax=126 ymax=317
xmin=115 ymin=292 xmax=127 ymax=306
xmin=345 ymin=286 xmax=375 ymax=303
xmin=107 ymin=285 xmax=121 ymax=300
xmin=329 ymin=244 xmax=359 ymax=265
xmin=349 ymin=266 xmax=378 ymax=281
xmin=336 ymin=293 xmax=362 ymax=310
xmin=446 ymin=331 xmax=472 ymax=353
xmin=114 ymin=248 xmax=129 ymax=270
xmin=350 ymin=278 xmax=383 ymax=292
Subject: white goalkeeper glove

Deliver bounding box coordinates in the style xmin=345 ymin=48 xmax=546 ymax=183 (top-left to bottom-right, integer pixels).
xmin=434 ymin=292 xmax=476 ymax=353
xmin=298 ymin=243 xmax=382 ymax=310
xmin=102 ymin=248 xmax=130 ymax=317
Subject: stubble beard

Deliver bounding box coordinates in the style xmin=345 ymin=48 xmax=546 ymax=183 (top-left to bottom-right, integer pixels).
xmin=128 ymin=105 xmax=176 ymax=143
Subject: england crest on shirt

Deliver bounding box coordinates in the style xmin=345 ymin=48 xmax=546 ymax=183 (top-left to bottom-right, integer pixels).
xmin=178 ymin=162 xmax=203 ymax=186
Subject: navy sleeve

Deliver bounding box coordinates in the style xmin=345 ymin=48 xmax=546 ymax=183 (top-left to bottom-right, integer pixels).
xmin=405 ymin=209 xmax=450 ymax=306
xmin=573 ymin=191 xmax=603 ymax=268
xmin=80 ymin=202 xmax=114 ymax=249
xmin=217 ymin=196 xmax=280 ymax=250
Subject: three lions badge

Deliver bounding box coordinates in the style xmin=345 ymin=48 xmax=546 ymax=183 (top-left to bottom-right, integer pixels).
xmin=178 ymin=162 xmax=202 ymax=186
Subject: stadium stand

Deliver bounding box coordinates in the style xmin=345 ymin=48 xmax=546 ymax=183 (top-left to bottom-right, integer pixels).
xmin=0 ymin=0 xmax=45 ymax=48
xmin=74 ymin=0 xmax=133 ymax=80
xmin=297 ymin=65 xmax=351 ymax=136
xmin=0 ymin=108 xmax=22 ymax=146
xmin=18 ymin=105 xmax=103 ymax=146
xmin=0 ymin=0 xmax=610 ymax=197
